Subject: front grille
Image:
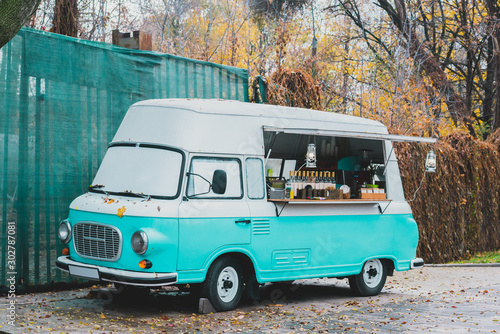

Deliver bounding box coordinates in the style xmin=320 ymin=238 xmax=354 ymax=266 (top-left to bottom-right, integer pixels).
xmin=73 ymin=222 xmax=121 ymax=261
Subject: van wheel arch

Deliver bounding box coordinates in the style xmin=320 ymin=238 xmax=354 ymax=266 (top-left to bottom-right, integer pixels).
xmin=385 ymin=259 xmax=395 ymax=276
xmin=348 ymin=258 xmax=389 ymax=296
xmin=201 ymin=252 xmax=259 ymax=311
xmin=204 ymin=252 xmax=257 ymax=280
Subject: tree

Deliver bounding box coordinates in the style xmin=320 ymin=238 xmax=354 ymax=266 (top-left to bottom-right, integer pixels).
xmin=51 ymin=0 xmax=79 ymax=37
xmin=334 ymin=0 xmax=485 ymax=137
xmin=0 ymin=0 xmax=40 ymax=48
xmin=484 ymin=0 xmax=500 ymax=130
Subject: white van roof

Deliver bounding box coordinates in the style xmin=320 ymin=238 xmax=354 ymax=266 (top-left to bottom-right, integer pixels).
xmin=131 ymin=98 xmax=385 ymax=128
xmin=112 ymin=99 xmax=435 ymax=155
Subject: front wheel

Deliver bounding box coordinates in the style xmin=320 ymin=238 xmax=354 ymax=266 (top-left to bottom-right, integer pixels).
xmin=349 ymin=259 xmax=387 ymax=296
xmin=202 ymin=256 xmax=243 ymax=311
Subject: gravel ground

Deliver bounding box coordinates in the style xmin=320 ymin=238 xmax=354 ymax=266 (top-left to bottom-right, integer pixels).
xmin=1 ymin=266 xmax=499 ymax=333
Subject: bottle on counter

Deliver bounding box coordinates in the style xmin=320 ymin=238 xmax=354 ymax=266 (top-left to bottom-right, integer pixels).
xmin=285 ymin=171 xmax=293 ymax=199
xmin=326 ymin=171 xmax=335 ymax=197
xmin=292 ymin=171 xmax=298 ymax=199
xmin=313 ymin=171 xmax=320 ymax=197
xmin=296 ymin=171 xmax=303 ymax=199
xmin=303 ymin=171 xmax=310 ymax=198
xmin=318 ymin=171 xmax=325 ymax=197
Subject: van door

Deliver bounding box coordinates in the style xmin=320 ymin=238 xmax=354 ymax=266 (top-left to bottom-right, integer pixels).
xmin=177 ymin=156 xmax=251 ymax=271
xmin=244 ymin=157 xmax=276 ymax=271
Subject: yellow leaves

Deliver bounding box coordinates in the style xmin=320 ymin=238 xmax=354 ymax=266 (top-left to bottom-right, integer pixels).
xmin=117 ymin=206 xmax=126 ymax=218
xmin=104 ymin=197 xmax=120 ymax=206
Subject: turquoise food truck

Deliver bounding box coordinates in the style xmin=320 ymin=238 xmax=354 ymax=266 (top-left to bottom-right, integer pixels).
xmin=56 ymin=99 xmax=436 ymax=311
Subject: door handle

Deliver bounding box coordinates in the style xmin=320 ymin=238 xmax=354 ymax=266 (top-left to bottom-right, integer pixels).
xmin=235 ymin=219 xmax=251 ymax=224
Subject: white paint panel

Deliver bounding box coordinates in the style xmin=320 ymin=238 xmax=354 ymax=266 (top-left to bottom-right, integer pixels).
xmin=178 ymin=199 xmax=250 ymax=218
xmin=69 ymin=193 xmax=180 ymax=217
xmin=246 ymin=199 xmax=412 ymax=217
xmin=112 ymin=99 xmax=392 ymax=156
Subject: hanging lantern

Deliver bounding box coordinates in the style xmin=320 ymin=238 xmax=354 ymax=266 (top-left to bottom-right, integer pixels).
xmin=425 ymin=150 xmax=436 ymax=172
xmin=306 ymin=143 xmax=317 ymax=168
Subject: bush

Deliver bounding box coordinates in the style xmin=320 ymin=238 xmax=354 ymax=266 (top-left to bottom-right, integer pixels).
xmin=395 ymin=130 xmax=500 ymax=263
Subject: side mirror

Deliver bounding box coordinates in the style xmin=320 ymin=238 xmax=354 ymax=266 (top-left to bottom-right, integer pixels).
xmin=425 ymin=150 xmax=436 ymax=172
xmin=212 ymin=170 xmax=227 ymax=194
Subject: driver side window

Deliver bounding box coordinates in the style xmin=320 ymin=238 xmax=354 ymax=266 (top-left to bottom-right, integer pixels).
xmin=186 ymin=157 xmax=243 ymax=199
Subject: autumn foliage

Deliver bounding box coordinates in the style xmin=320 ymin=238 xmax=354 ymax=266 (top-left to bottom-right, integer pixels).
xmin=395 ymin=132 xmax=500 ymax=263
xmin=263 ymin=68 xmax=322 ymax=110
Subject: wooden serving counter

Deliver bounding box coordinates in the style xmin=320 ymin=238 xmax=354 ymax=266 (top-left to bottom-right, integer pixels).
xmin=268 ymin=198 xmax=391 ymax=204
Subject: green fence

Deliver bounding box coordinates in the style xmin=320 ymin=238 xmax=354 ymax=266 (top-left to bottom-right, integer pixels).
xmin=0 ymin=27 xmax=249 ymax=289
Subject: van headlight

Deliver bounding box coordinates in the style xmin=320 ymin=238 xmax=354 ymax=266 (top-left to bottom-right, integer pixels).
xmin=131 ymin=231 xmax=148 ymax=255
xmin=58 ymin=220 xmax=71 ymax=243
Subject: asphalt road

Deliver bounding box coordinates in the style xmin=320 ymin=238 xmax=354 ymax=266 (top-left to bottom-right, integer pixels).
xmin=1 ymin=266 xmax=499 ymax=333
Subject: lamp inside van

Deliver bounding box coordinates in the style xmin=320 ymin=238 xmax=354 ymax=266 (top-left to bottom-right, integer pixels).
xmin=306 ymin=143 xmax=317 ymax=168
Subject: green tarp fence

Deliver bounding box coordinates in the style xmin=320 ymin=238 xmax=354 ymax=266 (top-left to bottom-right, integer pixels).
xmin=0 ymin=27 xmax=249 ymax=289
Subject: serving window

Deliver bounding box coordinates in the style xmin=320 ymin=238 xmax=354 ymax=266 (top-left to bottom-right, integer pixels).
xmin=263 ymin=131 xmax=388 ymax=201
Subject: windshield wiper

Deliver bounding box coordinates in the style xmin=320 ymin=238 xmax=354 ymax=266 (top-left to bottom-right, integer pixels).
xmin=89 ymin=184 xmax=109 ymax=196
xmin=89 ymin=186 xmax=151 ymax=200
xmin=113 ymin=191 xmax=151 ymax=201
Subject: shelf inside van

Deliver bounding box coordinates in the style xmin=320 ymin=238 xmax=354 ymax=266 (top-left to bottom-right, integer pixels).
xmin=268 ymin=199 xmax=391 ymax=204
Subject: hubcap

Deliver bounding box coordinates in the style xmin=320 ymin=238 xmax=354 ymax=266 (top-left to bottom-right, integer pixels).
xmin=217 ymin=266 xmax=239 ymax=303
xmin=363 ymin=259 xmax=383 ymax=288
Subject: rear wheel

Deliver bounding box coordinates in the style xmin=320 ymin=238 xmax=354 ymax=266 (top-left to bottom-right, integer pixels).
xmin=202 ymin=256 xmax=243 ymax=311
xmin=349 ymin=259 xmax=387 ymax=296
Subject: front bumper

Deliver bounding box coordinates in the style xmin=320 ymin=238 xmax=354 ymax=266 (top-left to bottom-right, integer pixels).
xmin=56 ymin=256 xmax=178 ymax=287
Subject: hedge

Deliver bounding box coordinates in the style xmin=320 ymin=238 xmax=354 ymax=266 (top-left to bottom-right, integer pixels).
xmin=395 ymin=130 xmax=500 ymax=263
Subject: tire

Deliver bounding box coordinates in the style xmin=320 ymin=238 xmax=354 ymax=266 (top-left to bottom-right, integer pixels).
xmin=202 ymin=256 xmax=243 ymax=311
xmin=348 ymin=259 xmax=387 ymax=296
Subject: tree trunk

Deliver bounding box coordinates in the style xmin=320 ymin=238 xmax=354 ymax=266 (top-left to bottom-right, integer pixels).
xmin=493 ymin=27 xmax=500 ymax=130
xmin=51 ymin=0 xmax=78 ymax=37
xmin=483 ymin=37 xmax=495 ymax=134
xmin=485 ymin=0 xmax=500 ymax=131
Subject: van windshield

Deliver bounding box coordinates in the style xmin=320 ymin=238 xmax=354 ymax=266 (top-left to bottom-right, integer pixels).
xmin=90 ymin=144 xmax=184 ymax=199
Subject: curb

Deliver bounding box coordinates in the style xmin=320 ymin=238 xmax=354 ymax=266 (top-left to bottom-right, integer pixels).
xmin=425 ymin=263 xmax=500 ymax=268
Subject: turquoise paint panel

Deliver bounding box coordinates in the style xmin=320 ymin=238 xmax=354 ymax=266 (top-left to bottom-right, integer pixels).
xmin=64 ymin=209 xmax=418 ymax=285
xmin=176 ymin=246 xmax=258 ymax=284
xmin=66 ymin=209 xmax=179 ymax=273
xmin=392 ymin=215 xmax=419 ymax=271
xmin=176 ymin=213 xmax=418 ymax=284
xmin=177 ymin=217 xmax=251 ymax=271
xmin=250 ymin=214 xmax=417 ymax=282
